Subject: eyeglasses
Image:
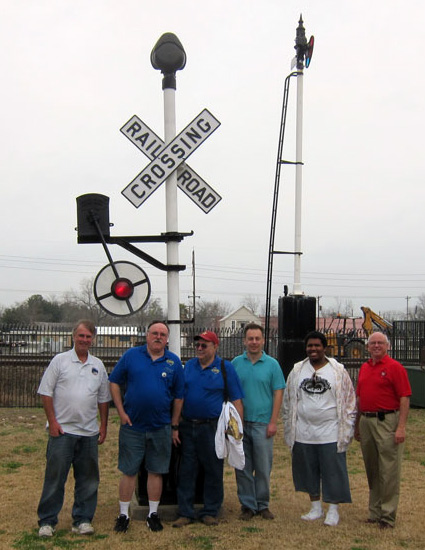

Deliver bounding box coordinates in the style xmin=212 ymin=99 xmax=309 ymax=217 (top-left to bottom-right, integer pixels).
xmin=149 ymin=331 xmax=168 ymax=338
xmin=195 ymin=342 xmax=208 ymax=349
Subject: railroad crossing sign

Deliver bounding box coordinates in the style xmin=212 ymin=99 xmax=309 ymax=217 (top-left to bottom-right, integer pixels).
xmin=121 ymin=108 xmax=222 ymax=213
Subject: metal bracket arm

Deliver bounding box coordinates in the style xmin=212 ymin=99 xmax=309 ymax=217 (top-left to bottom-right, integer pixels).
xmin=114 ymin=239 xmax=186 ymax=272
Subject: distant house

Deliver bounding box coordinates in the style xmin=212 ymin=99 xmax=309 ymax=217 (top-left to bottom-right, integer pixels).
xmin=95 ymin=326 xmax=140 ymax=348
xmin=219 ymin=306 xmax=261 ymax=331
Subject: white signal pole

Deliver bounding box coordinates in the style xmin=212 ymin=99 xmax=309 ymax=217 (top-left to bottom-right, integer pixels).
xmin=151 ymin=34 xmax=186 ymax=354
xmin=293 ymin=16 xmax=307 ymax=296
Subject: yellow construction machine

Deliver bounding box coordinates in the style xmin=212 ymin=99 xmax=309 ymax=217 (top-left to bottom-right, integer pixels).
xmin=360 ymin=306 xmax=393 ymax=337
xmin=324 ymin=307 xmax=392 ymax=359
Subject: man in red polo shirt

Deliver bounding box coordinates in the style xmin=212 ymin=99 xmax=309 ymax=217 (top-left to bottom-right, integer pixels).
xmin=354 ymin=332 xmax=411 ymax=529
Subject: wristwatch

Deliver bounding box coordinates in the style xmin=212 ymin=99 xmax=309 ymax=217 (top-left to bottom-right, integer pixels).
xmin=171 ymin=425 xmax=179 ymax=430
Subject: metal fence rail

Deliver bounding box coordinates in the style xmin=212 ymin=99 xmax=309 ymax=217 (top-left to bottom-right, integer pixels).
xmin=392 ymin=320 xmax=425 ymax=365
xmin=2 ymin=321 xmax=424 ymax=407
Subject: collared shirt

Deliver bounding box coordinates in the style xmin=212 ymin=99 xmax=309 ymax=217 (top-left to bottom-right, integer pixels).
xmin=38 ymin=348 xmax=111 ymax=437
xmin=182 ymin=354 xmax=244 ymax=419
xmin=357 ymin=354 xmax=412 ymax=412
xmin=232 ymin=350 xmax=285 ymax=423
xmin=109 ymin=344 xmax=184 ymax=432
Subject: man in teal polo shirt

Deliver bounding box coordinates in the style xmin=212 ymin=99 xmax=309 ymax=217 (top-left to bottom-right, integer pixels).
xmin=232 ymin=323 xmax=286 ymax=520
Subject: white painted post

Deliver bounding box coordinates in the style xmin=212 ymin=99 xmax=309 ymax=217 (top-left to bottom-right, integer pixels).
xmin=293 ymin=69 xmax=303 ymax=295
xmin=163 ymin=87 xmax=181 ymax=354
xmin=151 ymin=33 xmax=187 ymax=355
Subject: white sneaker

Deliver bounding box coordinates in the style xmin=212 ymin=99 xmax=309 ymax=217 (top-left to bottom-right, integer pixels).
xmin=39 ymin=525 xmax=55 ymax=537
xmin=72 ymin=522 xmax=95 ymax=535
xmin=324 ymin=507 xmax=340 ymax=526
xmin=301 ymin=508 xmax=324 ymax=521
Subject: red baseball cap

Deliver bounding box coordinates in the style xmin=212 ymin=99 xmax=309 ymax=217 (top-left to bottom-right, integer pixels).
xmin=194 ymin=330 xmax=219 ymax=346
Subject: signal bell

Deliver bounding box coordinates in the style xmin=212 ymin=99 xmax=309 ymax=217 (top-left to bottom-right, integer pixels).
xmin=76 ymin=193 xmax=111 ymax=243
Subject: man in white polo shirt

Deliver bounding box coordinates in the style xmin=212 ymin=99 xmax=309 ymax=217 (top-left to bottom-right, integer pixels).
xmin=37 ymin=320 xmax=110 ymax=538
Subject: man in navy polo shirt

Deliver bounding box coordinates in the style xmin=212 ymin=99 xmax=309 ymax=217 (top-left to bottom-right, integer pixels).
xmin=109 ymin=321 xmax=184 ymax=533
xmin=173 ymin=331 xmax=244 ymax=528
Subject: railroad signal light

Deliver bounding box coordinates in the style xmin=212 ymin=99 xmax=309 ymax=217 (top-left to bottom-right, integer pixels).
xmin=111 ymin=278 xmax=134 ymax=300
xmin=305 ymin=36 xmax=314 ymax=68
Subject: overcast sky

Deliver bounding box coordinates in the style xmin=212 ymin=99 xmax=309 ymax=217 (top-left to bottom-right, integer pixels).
xmin=0 ymin=0 xmax=424 ymax=319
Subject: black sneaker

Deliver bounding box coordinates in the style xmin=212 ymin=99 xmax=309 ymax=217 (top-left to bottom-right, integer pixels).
xmin=146 ymin=513 xmax=163 ymax=532
xmin=114 ymin=514 xmax=130 ymax=533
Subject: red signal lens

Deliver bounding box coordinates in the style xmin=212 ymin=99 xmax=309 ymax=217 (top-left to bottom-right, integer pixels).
xmin=305 ymin=35 xmax=314 ymax=68
xmin=111 ymin=278 xmax=134 ymax=300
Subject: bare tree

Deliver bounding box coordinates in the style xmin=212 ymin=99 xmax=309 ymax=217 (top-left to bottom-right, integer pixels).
xmin=63 ymin=278 xmax=109 ymax=325
xmin=194 ymin=299 xmax=231 ymax=328
xmin=241 ymin=295 xmax=261 ymax=316
xmin=322 ymin=298 xmax=356 ymax=318
xmin=414 ymin=294 xmax=425 ymax=320
xmin=132 ymin=296 xmax=165 ymax=329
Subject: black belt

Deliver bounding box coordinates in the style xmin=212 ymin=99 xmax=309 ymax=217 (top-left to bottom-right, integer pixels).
xmin=361 ymin=409 xmax=398 ymax=418
xmin=182 ymin=417 xmax=219 ymax=424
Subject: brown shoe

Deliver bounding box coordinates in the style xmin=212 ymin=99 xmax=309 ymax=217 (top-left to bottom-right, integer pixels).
xmin=259 ymin=508 xmax=275 ymax=520
xmin=201 ymin=516 xmax=219 ymax=526
xmin=240 ymin=508 xmax=255 ymax=521
xmin=173 ymin=516 xmax=193 ymax=528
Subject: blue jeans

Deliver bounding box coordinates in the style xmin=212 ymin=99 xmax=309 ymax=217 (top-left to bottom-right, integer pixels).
xmin=177 ymin=420 xmax=223 ymax=519
xmin=37 ymin=433 xmax=99 ymax=527
xmin=235 ymin=422 xmax=274 ymax=512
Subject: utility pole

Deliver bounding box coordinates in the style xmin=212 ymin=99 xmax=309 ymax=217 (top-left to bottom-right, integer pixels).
xmin=406 ymin=295 xmax=411 ymax=320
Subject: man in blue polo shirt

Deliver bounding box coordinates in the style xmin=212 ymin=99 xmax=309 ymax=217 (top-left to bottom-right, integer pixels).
xmin=109 ymin=321 xmax=184 ymax=533
xmin=173 ymin=331 xmax=244 ymax=528
xmin=232 ymin=323 xmax=285 ymax=520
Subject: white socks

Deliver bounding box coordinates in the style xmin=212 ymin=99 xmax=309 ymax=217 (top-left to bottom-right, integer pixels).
xmin=119 ymin=500 xmax=131 ymax=518
xmin=148 ymin=500 xmax=159 ymax=517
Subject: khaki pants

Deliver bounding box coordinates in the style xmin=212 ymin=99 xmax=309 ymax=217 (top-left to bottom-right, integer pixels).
xmin=359 ymin=412 xmax=404 ymax=526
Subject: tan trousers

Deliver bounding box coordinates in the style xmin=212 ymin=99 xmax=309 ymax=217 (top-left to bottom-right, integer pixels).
xmin=359 ymin=412 xmax=404 ymax=526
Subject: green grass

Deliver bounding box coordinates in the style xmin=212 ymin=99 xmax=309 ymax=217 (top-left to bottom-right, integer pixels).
xmin=13 ymin=444 xmax=39 ymax=454
xmin=241 ymin=526 xmax=263 ymax=533
xmin=13 ymin=530 xmax=108 ymax=550
xmin=1 ymin=460 xmax=23 ymax=471
xmin=348 ymin=468 xmax=365 ymax=474
xmin=189 ymin=535 xmax=216 ymax=550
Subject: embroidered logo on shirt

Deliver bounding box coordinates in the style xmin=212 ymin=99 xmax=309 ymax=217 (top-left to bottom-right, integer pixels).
xmin=211 ymin=367 xmax=220 ymax=374
xmin=91 ymin=367 xmax=99 ymax=375
xmin=166 ymin=359 xmax=175 ymax=366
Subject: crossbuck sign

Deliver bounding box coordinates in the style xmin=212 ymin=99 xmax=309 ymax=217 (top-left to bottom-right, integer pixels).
xmin=121 ymin=109 xmax=222 ymax=213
